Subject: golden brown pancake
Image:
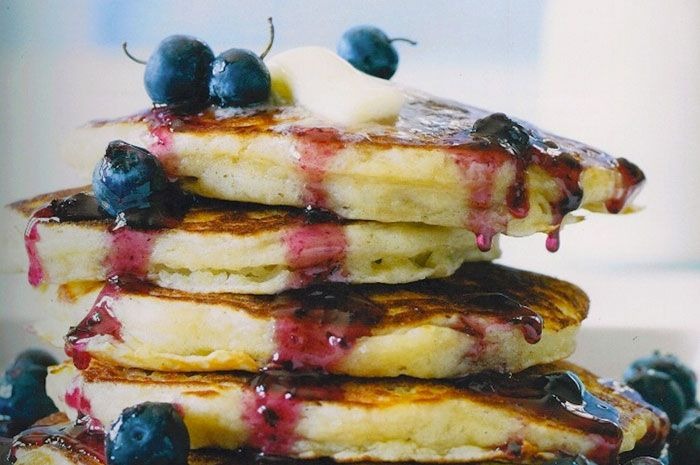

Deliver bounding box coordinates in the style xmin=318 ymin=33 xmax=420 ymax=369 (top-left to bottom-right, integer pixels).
xmin=5 ymin=187 xmax=497 ymax=294
xmin=35 ymin=263 xmax=588 ymax=377
xmin=66 ymin=90 xmax=644 ymax=251
xmin=8 ymin=414 xmax=563 ymax=465
xmin=43 ymin=360 xmax=668 ymax=464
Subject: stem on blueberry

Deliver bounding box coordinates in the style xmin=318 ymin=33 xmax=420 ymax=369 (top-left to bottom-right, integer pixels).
xmin=122 ymin=42 xmax=147 ymax=65
xmin=259 ymin=17 xmax=275 ymax=59
xmin=389 ymin=37 xmax=418 ymax=46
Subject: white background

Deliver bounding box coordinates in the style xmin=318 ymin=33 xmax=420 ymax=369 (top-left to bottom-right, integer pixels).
xmin=0 ymin=0 xmax=699 ymax=375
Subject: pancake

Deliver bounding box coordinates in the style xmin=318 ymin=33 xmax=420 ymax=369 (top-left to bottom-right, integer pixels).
xmin=66 ymin=90 xmax=645 ymax=251
xmin=7 ymin=415 xmax=525 ymax=465
xmin=43 ymin=360 xmax=668 ymax=464
xmin=6 ymin=187 xmax=497 ymax=294
xmin=33 ymin=263 xmax=588 ymax=377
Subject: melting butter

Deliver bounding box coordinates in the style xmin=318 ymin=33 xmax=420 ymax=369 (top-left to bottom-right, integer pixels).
xmin=267 ymin=47 xmax=405 ymax=126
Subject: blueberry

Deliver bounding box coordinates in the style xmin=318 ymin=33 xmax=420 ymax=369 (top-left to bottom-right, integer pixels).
xmin=92 ymin=141 xmax=168 ymax=218
xmin=143 ymin=35 xmax=214 ymax=109
xmin=106 ymin=402 xmax=189 ymax=465
xmin=209 ymin=48 xmax=271 ymax=107
xmin=13 ymin=349 xmax=58 ymax=369
xmin=669 ymin=409 xmax=700 ymax=465
xmin=624 ymin=458 xmax=664 ymax=465
xmin=627 ymin=369 xmax=687 ymax=424
xmin=337 ymin=25 xmax=416 ymax=79
xmin=0 ymin=359 xmax=58 ymax=437
xmin=542 ymin=455 xmax=597 ymax=464
xmin=625 ymin=352 xmax=697 ymax=409
xmin=471 ymin=112 xmax=533 ymax=157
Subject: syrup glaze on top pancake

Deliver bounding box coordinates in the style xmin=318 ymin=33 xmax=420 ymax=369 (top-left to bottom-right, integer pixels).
xmin=57 ymin=262 xmax=587 ymax=374
xmin=86 ymin=91 xmax=645 ymax=252
xmin=38 ymin=360 xmax=668 ymax=464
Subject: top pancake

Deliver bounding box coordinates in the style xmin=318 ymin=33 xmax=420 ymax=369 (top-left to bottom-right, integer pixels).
xmin=67 ymin=90 xmax=645 ymax=250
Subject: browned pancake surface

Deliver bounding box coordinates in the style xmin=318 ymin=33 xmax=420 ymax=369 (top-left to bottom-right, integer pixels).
xmin=97 ymin=95 xmax=627 ymax=172
xmin=9 ymin=187 xmax=346 ymax=235
xmin=59 ymin=262 xmax=588 ymax=334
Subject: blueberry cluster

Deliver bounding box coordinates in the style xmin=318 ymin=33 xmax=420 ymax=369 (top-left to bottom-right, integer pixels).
xmin=0 ymin=349 xmax=58 ymax=437
xmin=130 ymin=19 xmax=275 ymax=112
xmin=624 ymin=352 xmax=699 ymax=465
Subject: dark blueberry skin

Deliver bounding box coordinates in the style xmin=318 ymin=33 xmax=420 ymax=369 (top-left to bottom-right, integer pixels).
xmin=106 ymin=402 xmax=189 ymax=465
xmin=471 ymin=112 xmax=533 ymax=157
xmin=13 ymin=348 xmax=58 ymax=369
xmin=669 ymin=409 xmax=700 ymax=465
xmin=337 ymin=25 xmax=401 ymax=79
xmin=625 ymin=352 xmax=697 ymax=409
xmin=144 ymin=35 xmax=214 ymax=109
xmin=543 ymin=455 xmax=596 ymax=465
xmin=92 ymin=140 xmax=168 ymax=218
xmin=627 ymin=369 xmax=688 ymax=424
xmin=0 ymin=355 xmax=58 ymax=437
xmin=209 ymin=49 xmax=271 ymax=107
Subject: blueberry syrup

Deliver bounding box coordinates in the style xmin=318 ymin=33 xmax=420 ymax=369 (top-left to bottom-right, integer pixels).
xmin=415 ymin=280 xmax=544 ymax=347
xmin=283 ymin=223 xmax=348 ymax=288
xmin=448 ymin=147 xmax=510 ymax=252
xmin=242 ymin=371 xmax=343 ymax=456
xmin=105 ymin=227 xmax=156 ymax=279
xmin=605 ymin=157 xmax=646 ymax=214
xmin=143 ymin=107 xmax=180 ymax=176
xmin=449 ymin=112 xmax=642 ymax=253
xmin=24 ymin=206 xmax=57 ymax=286
xmin=601 ymin=379 xmax=670 ymax=460
xmin=457 ymin=370 xmax=622 ymax=465
xmin=64 ymin=281 xmax=124 ymax=370
xmin=292 ymin=128 xmax=345 ymax=208
xmin=63 ymin=377 xmax=104 ymax=434
xmin=22 ymin=192 xmax=188 ymax=287
xmin=9 ymin=416 xmax=106 ymax=464
xmin=269 ymin=286 xmax=384 ymax=371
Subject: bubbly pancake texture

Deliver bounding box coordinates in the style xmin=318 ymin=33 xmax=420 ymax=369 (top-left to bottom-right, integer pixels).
xmin=67 ymin=90 xmax=644 ymax=250
xmin=8 ymin=187 xmax=497 ymax=294
xmin=34 ymin=263 xmax=587 ymax=377
xmin=45 ymin=360 xmax=667 ymax=464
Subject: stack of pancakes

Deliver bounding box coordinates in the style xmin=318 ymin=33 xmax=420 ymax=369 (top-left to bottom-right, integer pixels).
xmin=6 ymin=89 xmax=668 ymax=465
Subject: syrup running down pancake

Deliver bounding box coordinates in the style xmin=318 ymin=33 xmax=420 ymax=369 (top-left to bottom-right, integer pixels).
xmin=66 ymin=90 xmax=644 ymax=251
xmin=34 ymin=263 xmax=588 ymax=377
xmin=6 ymin=187 xmax=497 ymax=294
xmin=42 ymin=360 xmax=668 ymax=465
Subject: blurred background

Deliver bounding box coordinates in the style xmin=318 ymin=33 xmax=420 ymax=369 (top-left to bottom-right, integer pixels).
xmin=0 ymin=0 xmax=698 ymax=374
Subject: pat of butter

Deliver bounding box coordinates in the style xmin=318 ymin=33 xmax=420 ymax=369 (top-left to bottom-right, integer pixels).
xmin=267 ymin=47 xmax=406 ymax=126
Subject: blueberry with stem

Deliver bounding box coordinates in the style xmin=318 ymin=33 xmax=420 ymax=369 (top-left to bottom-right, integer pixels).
xmin=124 ymin=35 xmax=214 ymax=110
xmin=209 ymin=17 xmax=274 ymax=107
xmin=337 ymin=25 xmax=417 ymax=79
